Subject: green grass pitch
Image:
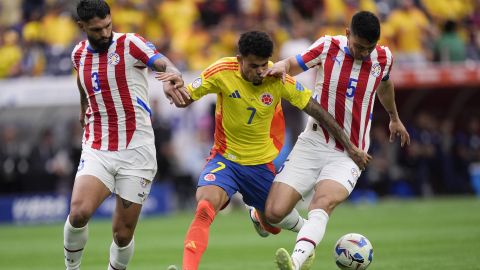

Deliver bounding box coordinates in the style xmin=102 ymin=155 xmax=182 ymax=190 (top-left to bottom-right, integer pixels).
xmin=1 ymin=197 xmax=479 ymax=270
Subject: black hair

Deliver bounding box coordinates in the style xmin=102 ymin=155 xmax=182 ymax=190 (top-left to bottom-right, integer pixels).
xmin=238 ymin=31 xmax=273 ymax=58
xmin=443 ymin=20 xmax=456 ymax=33
xmin=350 ymin=11 xmax=381 ymax=43
xmin=76 ymin=0 xmax=110 ymax=22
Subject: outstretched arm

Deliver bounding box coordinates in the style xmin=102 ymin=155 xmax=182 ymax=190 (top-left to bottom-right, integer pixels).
xmin=77 ymin=75 xmax=88 ymax=128
xmin=302 ymin=98 xmax=372 ymax=169
xmin=262 ymin=56 xmax=306 ymax=83
xmin=155 ymin=72 xmax=194 ymax=108
xmin=151 ymin=57 xmax=190 ymax=106
xmin=376 ymin=79 xmax=410 ymax=147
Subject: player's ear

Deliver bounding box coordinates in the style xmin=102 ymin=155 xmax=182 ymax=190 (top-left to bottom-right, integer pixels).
xmin=77 ymin=21 xmax=85 ymax=32
xmin=345 ymin=28 xmax=350 ymax=38
xmin=236 ymin=55 xmax=242 ymax=63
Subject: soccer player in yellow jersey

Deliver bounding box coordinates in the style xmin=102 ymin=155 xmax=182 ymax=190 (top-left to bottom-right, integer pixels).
xmin=157 ymin=31 xmax=371 ymax=270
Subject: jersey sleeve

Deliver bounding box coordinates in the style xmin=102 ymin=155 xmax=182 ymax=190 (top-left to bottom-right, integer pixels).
xmin=295 ymin=36 xmax=327 ymax=71
xmin=186 ymin=70 xmax=221 ymax=101
xmin=71 ymin=41 xmax=85 ymax=71
xmin=127 ymin=33 xmax=164 ymax=69
xmin=382 ymin=47 xmax=394 ymax=81
xmin=279 ymin=75 xmax=312 ymax=110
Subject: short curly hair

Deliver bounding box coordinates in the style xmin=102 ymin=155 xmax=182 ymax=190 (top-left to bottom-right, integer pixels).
xmin=77 ymin=0 xmax=110 ymax=22
xmin=238 ymin=31 xmax=273 ymax=58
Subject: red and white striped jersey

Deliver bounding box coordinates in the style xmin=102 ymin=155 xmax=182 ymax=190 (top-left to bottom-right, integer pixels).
xmin=71 ymin=32 xmax=162 ymax=151
xmin=296 ymin=35 xmax=393 ymax=152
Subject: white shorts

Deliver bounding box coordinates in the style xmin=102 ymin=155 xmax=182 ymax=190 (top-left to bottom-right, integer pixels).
xmin=274 ymin=131 xmax=361 ymax=197
xmin=75 ymin=144 xmax=157 ymax=204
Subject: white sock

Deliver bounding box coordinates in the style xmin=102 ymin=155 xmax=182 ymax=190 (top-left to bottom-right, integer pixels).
xmin=274 ymin=208 xmax=305 ymax=232
xmin=64 ymin=216 xmax=88 ymax=270
xmin=291 ymin=209 xmax=329 ymax=270
xmin=108 ymin=238 xmax=134 ymax=270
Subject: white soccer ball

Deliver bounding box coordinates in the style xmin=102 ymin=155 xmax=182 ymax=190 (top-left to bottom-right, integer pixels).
xmin=333 ymin=233 xmax=373 ymax=270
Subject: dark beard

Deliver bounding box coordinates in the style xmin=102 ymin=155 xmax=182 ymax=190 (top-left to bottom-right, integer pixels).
xmin=88 ymin=35 xmax=113 ymax=53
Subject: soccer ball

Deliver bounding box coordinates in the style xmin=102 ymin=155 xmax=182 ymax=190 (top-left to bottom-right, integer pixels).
xmin=333 ymin=233 xmax=373 ymax=270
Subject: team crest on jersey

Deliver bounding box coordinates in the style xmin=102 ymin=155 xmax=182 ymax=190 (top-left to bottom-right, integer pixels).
xmin=204 ymin=173 xmax=216 ymax=182
xmin=370 ymin=63 xmax=381 ymax=78
xmin=260 ymin=92 xmax=273 ymax=106
xmin=192 ymin=77 xmax=202 ymax=89
xmin=108 ymin=52 xmax=121 ymax=66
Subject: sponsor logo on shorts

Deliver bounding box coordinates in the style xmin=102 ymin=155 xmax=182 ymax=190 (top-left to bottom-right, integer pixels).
xmin=138 ymin=192 xmax=147 ymax=203
xmin=351 ymin=168 xmax=359 ymax=178
xmin=140 ymin=178 xmax=151 ymax=188
xmin=347 ymin=180 xmax=355 ymax=188
xmin=77 ymin=159 xmax=85 ymax=171
xmin=204 ymin=173 xmax=216 ymax=182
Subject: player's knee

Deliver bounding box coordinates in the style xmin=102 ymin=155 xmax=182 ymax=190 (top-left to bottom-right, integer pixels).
xmin=264 ymin=204 xmax=288 ymax=224
xmin=113 ymin=228 xmax=134 ymax=247
xmin=69 ymin=207 xmax=91 ymax=227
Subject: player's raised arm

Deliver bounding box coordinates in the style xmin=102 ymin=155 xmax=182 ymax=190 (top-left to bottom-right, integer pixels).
xmin=156 ymin=72 xmax=193 ymax=108
xmin=376 ymin=79 xmax=410 ymax=147
xmin=151 ymin=57 xmax=191 ymax=107
xmin=302 ymin=98 xmax=372 ymax=170
xmin=262 ymin=56 xmax=304 ymax=83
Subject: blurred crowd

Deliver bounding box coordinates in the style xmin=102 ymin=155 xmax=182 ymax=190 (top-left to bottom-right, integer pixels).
xmin=0 ymin=0 xmax=480 ymax=79
xmin=1 ymin=0 xmax=480 ymax=204
xmin=1 ymin=105 xmax=480 ymax=203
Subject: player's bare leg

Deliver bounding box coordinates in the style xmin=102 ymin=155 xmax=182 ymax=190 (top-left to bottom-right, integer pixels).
xmin=248 ymin=207 xmax=280 ymax=237
xmin=64 ymin=175 xmax=111 ymax=270
xmin=289 ymin=180 xmax=348 ymax=269
xmin=265 ymin=182 xmax=305 ymax=232
xmin=182 ymin=185 xmax=229 ymax=270
xmin=108 ymin=195 xmax=142 ymax=270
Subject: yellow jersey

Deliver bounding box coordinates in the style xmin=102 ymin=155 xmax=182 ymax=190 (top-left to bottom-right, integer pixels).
xmin=187 ymin=57 xmax=312 ymax=165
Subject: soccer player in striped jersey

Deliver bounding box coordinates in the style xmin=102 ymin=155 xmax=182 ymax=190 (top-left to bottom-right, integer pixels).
xmin=263 ymin=11 xmax=411 ymax=270
xmin=157 ymin=31 xmax=370 ymax=270
xmin=63 ymin=1 xmax=186 ymax=270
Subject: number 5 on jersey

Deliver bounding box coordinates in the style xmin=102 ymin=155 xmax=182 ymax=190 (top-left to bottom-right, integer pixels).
xmin=347 ymin=78 xmax=357 ymax=98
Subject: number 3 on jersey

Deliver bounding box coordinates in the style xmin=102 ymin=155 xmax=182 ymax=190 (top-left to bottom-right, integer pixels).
xmin=92 ymin=72 xmax=101 ymax=92
xmin=347 ymin=78 xmax=357 ymax=98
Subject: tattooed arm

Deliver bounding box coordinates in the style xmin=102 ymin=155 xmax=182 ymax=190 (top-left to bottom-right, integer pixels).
xmin=302 ymin=98 xmax=372 ymax=169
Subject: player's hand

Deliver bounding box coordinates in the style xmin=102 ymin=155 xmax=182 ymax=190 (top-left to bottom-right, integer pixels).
xmin=162 ymin=82 xmax=190 ymax=107
xmin=156 ymin=72 xmax=190 ymax=106
xmin=78 ymin=112 xmax=85 ymax=128
xmin=389 ymin=119 xmax=410 ymax=147
xmin=155 ymin=71 xmax=184 ymax=89
xmin=261 ymin=62 xmax=287 ymax=84
xmin=347 ymin=146 xmax=372 ymax=171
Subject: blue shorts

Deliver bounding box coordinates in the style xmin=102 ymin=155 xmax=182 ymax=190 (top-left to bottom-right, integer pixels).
xmin=198 ymin=153 xmax=276 ymax=212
